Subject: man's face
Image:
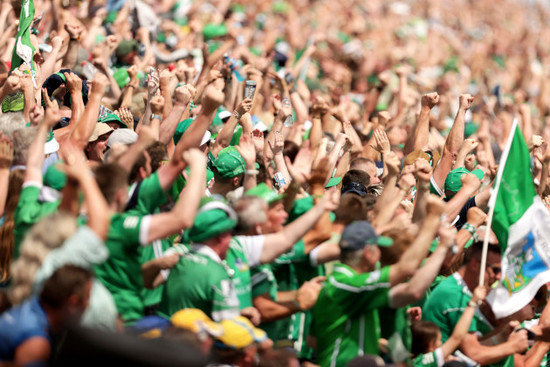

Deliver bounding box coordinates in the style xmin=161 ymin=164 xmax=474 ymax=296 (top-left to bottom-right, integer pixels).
xmin=263 ymin=202 xmax=288 ymax=233
xmin=485 ymin=251 xmax=502 ymax=287
xmin=366 ymin=162 xmax=381 ymax=184
xmin=87 ymin=132 xmax=112 ymax=161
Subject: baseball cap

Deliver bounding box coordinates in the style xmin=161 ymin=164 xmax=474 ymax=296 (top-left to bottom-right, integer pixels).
xmin=99 ymin=113 xmax=128 ymax=128
xmin=88 ymin=123 xmax=114 ymax=143
xmin=215 ymin=316 xmax=268 ymax=350
xmin=171 ymin=308 xmax=223 ymax=337
xmin=184 ymin=198 xmax=238 ymax=242
xmin=107 ymin=128 xmax=138 ymax=148
xmin=115 ymin=40 xmax=139 ymax=60
xmin=213 ymin=146 xmax=246 ymax=178
xmin=44 ymin=130 xmax=59 ymax=155
xmin=44 ymin=162 xmax=67 ymax=191
xmin=444 ymin=167 xmax=484 ymax=197
xmin=202 ymin=23 xmax=228 ymax=40
xmin=339 ymin=221 xmax=393 ymax=252
xmin=326 ymin=176 xmax=342 ymax=188
xmin=341 ymin=182 xmax=368 ymax=196
xmin=245 ymin=183 xmax=284 ymax=204
xmin=181 ymin=166 xmax=215 ymax=186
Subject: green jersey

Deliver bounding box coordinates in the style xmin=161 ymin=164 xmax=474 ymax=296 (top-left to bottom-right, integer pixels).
xmin=413 ymin=348 xmax=444 ymax=367
xmin=251 ymin=264 xmax=280 ymax=339
xmin=311 ymin=263 xmax=391 ymax=367
xmin=140 ymin=239 xmax=172 ymax=309
xmin=13 ymin=183 xmax=59 ymax=258
xmin=157 ymin=245 xmax=240 ymax=321
xmin=225 ymin=235 xmax=265 ymax=309
xmin=94 ymin=213 xmax=152 ymax=324
xmin=423 ymin=273 xmax=492 ymax=342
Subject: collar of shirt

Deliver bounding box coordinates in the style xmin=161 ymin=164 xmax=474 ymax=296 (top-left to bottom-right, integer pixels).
xmin=191 ymin=244 xmax=223 ymax=264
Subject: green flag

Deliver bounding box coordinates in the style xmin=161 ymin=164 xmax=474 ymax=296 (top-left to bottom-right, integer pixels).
xmin=2 ymin=0 xmax=35 ymax=113
xmin=487 ymin=121 xmax=550 ymax=318
xmin=12 ymin=0 xmax=36 ymax=71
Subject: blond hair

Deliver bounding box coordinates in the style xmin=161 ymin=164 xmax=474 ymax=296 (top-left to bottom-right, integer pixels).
xmin=9 ymin=212 xmax=78 ymax=304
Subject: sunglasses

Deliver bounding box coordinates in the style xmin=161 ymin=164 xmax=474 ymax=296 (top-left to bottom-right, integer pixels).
xmin=489 ymin=265 xmax=501 ymax=274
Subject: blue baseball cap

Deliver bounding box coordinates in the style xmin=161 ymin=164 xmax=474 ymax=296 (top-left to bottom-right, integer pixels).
xmin=339 ymin=221 xmax=393 ymax=252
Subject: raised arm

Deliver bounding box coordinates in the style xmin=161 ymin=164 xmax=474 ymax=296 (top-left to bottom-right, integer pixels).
xmin=389 ymin=219 xmax=455 ymax=308
xmin=0 ymin=135 xmax=13 ymax=217
xmin=260 ymin=190 xmax=339 ymax=264
xmin=388 ymin=195 xmax=444 ymax=286
xmin=405 ymin=92 xmax=439 ymax=155
xmin=145 ymin=149 xmax=206 ymax=244
xmin=441 ymin=286 xmax=488 ymax=357
xmin=432 ymin=94 xmax=473 ymax=191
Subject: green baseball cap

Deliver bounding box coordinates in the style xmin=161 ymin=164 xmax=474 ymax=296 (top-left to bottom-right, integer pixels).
xmin=181 ymin=166 xmax=214 ymax=186
xmin=173 ymin=119 xmax=193 ymax=145
xmin=113 ymin=68 xmax=130 ymax=89
xmin=444 ymin=167 xmax=484 ymax=198
xmin=213 ymin=146 xmax=246 ymax=178
xmin=202 ymin=23 xmax=228 ymax=40
xmin=245 ymin=183 xmax=284 ymax=205
xmin=464 ymin=123 xmax=479 ymax=138
xmin=44 ymin=162 xmax=67 ymax=191
xmin=326 ymin=176 xmax=342 ymax=188
xmin=184 ymin=198 xmax=238 ymax=243
xmin=98 ymin=113 xmax=127 ymax=128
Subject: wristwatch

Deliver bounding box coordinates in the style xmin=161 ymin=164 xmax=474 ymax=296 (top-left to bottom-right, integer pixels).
xmin=151 ymin=114 xmax=162 ymax=121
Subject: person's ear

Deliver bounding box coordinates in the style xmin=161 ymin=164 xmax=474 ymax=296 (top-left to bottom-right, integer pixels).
xmin=138 ymin=166 xmax=146 ymax=180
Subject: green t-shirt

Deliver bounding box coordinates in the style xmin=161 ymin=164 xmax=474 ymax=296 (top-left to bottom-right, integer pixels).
xmin=13 ymin=183 xmax=60 ymax=259
xmin=126 ymin=172 xmax=170 ymax=215
xmin=156 ymin=245 xmax=240 ymax=321
xmin=251 ymin=264 xmax=280 ymax=340
xmin=413 ymin=348 xmax=444 ymax=367
xmin=139 ymin=239 xmax=172 ymax=309
xmin=311 ymin=263 xmax=391 ymax=367
xmin=94 ymin=213 xmax=152 ymax=324
xmin=225 ymin=235 xmax=264 ymax=309
xmin=422 ymin=273 xmax=492 ymax=343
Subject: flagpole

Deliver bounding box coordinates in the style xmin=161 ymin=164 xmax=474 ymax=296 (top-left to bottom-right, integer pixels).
xmin=479 ymin=118 xmax=518 ymax=286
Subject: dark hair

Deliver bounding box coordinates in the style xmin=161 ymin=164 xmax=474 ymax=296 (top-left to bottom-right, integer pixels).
xmin=146 ymin=142 xmax=168 ymax=173
xmin=342 ymin=169 xmax=370 ymax=188
xmin=463 ymin=241 xmax=501 ymax=265
xmin=93 ymin=163 xmax=129 ymax=203
xmin=411 ymin=320 xmax=440 ymax=356
xmin=334 ymin=193 xmax=367 ymax=225
xmin=40 ymin=265 xmax=92 ymax=309
xmin=283 ymin=140 xmax=299 ymax=163
xmin=129 ymin=152 xmax=147 ymax=184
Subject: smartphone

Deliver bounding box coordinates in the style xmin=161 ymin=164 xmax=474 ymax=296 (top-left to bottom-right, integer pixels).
xmin=244 ymin=80 xmax=256 ymax=99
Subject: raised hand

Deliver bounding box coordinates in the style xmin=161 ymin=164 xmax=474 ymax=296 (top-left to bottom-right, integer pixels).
xmin=414 ymin=158 xmax=432 ymax=182
xmin=370 ymin=128 xmax=390 ymax=154
xmin=308 ymin=156 xmax=331 ymax=189
xmin=150 ymin=93 xmax=165 ymax=115
xmin=459 ymin=94 xmax=474 ymax=110
xmin=235 ymin=134 xmax=256 ymax=167
xmin=384 ymin=151 xmax=400 ymax=177
xmin=426 ymin=194 xmax=446 ymax=217
xmin=421 ymin=92 xmax=440 ymax=109
xmin=201 ymin=85 xmax=225 ymax=113
xmin=285 ymin=142 xmax=313 ymax=186
xmin=29 ymin=104 xmax=44 ymax=126
xmin=268 ymin=131 xmax=284 ymax=156
xmin=182 ymin=148 xmax=207 ymax=168
xmin=251 ymin=129 xmax=264 ymax=153
xmin=63 ymin=72 xmax=82 ymax=94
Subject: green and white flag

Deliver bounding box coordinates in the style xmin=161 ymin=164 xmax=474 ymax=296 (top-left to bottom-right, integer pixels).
xmin=2 ymin=0 xmax=35 ymax=113
xmin=12 ymin=0 xmax=35 ymax=70
xmin=487 ymin=120 xmax=550 ymax=318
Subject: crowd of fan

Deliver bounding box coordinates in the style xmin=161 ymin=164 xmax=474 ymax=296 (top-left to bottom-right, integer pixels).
xmin=2 ymin=0 xmax=550 ymax=366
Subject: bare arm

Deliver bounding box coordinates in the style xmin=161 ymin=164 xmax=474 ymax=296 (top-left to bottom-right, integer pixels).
xmin=432 ymin=94 xmax=473 ymax=191
xmin=0 ymin=136 xmax=13 ymax=217
xmin=145 ymin=149 xmax=205 ymax=244
xmin=388 ymin=197 xmax=444 ymax=287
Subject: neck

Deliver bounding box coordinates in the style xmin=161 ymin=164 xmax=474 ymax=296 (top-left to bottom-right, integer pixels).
xmin=457 ymin=266 xmax=477 ymax=292
xmin=43 ymin=304 xmax=63 ymax=334
xmin=108 ymin=203 xmax=119 ymax=214
xmin=211 ymin=181 xmax=233 ymax=197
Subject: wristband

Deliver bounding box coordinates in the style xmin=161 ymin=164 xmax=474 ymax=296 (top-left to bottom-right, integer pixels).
xmin=245 ymin=169 xmax=259 ymax=175
xmin=468 ymin=300 xmax=481 ymax=308
xmin=233 ymin=110 xmax=241 ymax=120
xmin=70 ymin=36 xmax=80 ymax=42
xmin=151 ymin=114 xmax=162 ymax=120
xmin=462 ymin=223 xmax=476 ymax=236
xmin=312 ymin=194 xmax=323 ymax=199
xmin=292 ymin=299 xmax=302 ymax=312
xmin=177 ymin=82 xmax=186 ymax=88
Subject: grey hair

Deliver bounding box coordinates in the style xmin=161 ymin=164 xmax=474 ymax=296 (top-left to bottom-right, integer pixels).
xmin=12 ymin=127 xmax=38 ymax=166
xmin=10 ymin=212 xmax=78 ymax=305
xmin=0 ymin=112 xmax=26 ymax=139
xmin=233 ymin=196 xmax=268 ymax=234
xmin=340 ymin=248 xmax=366 ymax=267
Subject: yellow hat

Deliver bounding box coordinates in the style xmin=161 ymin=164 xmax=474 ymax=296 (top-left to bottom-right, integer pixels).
xmin=171 ymin=308 xmax=224 ymax=337
xmin=215 ymin=316 xmax=268 ymax=349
